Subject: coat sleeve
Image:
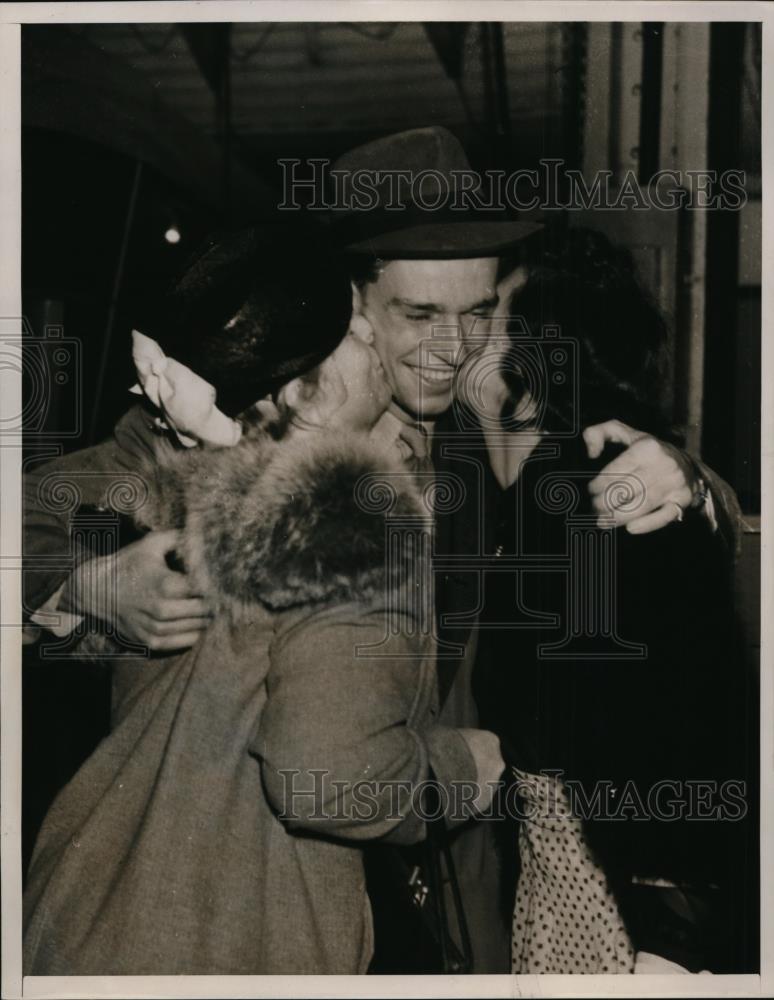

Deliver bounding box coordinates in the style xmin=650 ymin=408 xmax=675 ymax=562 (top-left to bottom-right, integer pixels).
xmin=23 ymin=406 xmax=163 ymax=614
xmin=693 ymin=457 xmax=744 ymax=561
xmin=252 ymin=600 xmax=478 ymax=846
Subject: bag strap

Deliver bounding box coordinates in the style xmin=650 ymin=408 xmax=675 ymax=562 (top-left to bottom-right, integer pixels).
xmin=423 ymin=775 xmax=474 ymax=973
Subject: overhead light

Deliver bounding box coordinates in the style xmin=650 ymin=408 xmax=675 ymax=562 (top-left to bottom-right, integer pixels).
xmin=164 ymin=225 xmax=181 ymax=245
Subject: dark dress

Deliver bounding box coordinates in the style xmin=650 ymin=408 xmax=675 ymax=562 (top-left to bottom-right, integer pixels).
xmin=473 ymin=433 xmax=757 ymax=972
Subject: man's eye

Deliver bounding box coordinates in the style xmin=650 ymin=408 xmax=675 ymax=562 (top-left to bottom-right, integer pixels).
xmin=405 ymin=313 xmax=431 ymax=322
xmin=471 ymin=309 xmax=494 ymax=319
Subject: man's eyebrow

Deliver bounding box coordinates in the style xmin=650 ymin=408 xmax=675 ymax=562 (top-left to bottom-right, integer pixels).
xmin=389 ymin=297 xmax=441 ymax=310
xmin=388 ymin=295 xmax=500 ymax=311
xmin=463 ymin=295 xmax=499 ymax=312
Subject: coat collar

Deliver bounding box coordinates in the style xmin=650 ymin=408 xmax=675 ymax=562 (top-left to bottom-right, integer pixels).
xmin=172 ymin=427 xmax=432 ymax=612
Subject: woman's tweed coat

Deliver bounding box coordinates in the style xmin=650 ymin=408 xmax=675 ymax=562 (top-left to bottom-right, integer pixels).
xmin=23 ymin=419 xmax=477 ymax=975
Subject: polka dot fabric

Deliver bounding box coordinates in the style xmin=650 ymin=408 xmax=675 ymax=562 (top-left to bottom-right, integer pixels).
xmin=511 ymin=768 xmax=635 ymax=974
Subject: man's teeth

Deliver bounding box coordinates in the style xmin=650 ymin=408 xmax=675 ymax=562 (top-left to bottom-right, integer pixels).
xmin=411 ymin=363 xmax=455 ymax=383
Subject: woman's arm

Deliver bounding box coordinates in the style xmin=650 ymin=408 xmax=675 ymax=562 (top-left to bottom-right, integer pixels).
xmin=253 ymin=601 xmax=498 ymax=846
xmin=24 ymin=407 xmax=211 ymax=650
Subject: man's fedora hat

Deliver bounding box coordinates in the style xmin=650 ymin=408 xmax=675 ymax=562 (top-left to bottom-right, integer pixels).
xmin=329 ymin=126 xmax=541 ymax=259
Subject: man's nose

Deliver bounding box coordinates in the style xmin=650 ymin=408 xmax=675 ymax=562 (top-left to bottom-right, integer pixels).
xmin=430 ymin=315 xmax=476 ymax=357
xmin=429 ymin=316 xmax=464 ymax=345
xmin=425 ymin=325 xmax=463 ymax=371
xmin=436 ymin=314 xmax=478 ymax=341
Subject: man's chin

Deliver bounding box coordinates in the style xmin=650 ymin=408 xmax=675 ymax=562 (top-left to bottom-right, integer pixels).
xmin=391 ymin=372 xmax=455 ymax=421
xmin=397 ymin=394 xmax=454 ymax=422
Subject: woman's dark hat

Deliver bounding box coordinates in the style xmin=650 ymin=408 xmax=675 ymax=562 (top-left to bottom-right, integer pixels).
xmin=140 ymin=223 xmax=352 ymax=417
xmin=329 ymin=126 xmax=541 ymax=258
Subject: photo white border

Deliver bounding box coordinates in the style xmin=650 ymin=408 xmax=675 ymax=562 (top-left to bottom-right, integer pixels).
xmin=1 ymin=3 xmax=770 ymax=998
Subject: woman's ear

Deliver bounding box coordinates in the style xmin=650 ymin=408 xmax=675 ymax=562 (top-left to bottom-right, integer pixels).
xmin=280 ymin=362 xmax=347 ymax=429
xmin=277 ymin=377 xmax=303 ymax=413
xmin=496 ymin=265 xmax=529 ymax=310
xmin=277 ymin=376 xmax=323 ymax=428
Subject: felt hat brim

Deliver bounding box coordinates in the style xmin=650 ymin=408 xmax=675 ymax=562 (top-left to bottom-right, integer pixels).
xmin=339 ymin=219 xmax=543 ymax=259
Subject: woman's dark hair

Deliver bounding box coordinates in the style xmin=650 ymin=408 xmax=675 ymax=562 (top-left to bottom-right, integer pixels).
xmin=139 ymin=222 xmax=352 ymax=418
xmin=504 ymin=226 xmax=674 ymax=441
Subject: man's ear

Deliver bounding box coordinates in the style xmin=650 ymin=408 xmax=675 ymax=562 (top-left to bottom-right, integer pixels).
xmin=349 ymin=283 xmax=375 ymax=342
xmin=351 ymin=282 xmax=365 ymax=315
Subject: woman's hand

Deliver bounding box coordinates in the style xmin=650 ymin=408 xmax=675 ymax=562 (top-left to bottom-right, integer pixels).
xmin=62 ymin=530 xmax=213 ymax=651
xmin=584 ymin=420 xmax=700 ymax=533
xmin=457 ymin=728 xmax=506 ymax=815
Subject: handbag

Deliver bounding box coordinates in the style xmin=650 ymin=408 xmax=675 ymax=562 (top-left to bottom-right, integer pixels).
xmin=365 ymin=777 xmax=473 ymax=974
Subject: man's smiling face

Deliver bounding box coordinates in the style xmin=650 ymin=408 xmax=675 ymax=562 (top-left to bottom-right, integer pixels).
xmin=358 ymin=257 xmax=499 ymax=420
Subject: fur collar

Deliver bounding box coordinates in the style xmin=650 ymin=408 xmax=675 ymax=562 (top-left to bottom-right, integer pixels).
xmin=139 ymin=427 xmax=430 ymax=611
